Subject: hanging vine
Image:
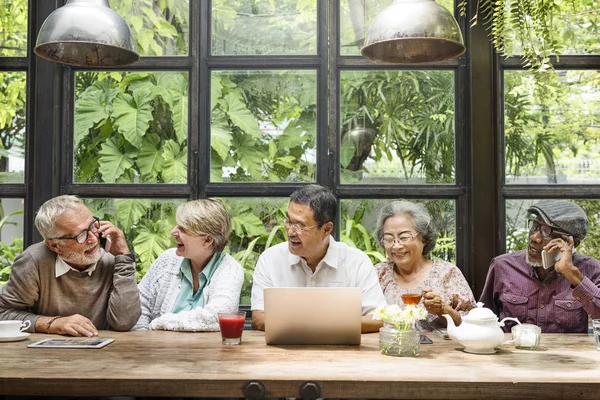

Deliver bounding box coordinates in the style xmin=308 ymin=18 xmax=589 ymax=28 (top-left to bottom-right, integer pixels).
xmin=460 ymin=0 xmax=598 ymax=73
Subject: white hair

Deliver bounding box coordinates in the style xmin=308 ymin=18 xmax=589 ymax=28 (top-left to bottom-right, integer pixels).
xmin=35 ymin=195 xmax=84 ymax=239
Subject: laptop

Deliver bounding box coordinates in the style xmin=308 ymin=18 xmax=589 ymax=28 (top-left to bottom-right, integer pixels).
xmin=264 ymin=287 xmax=362 ymax=345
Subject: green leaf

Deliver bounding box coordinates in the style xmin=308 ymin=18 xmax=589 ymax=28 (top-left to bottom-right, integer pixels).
xmin=138 ymin=133 xmax=164 ymax=182
xmin=231 ymin=212 xmax=267 ymax=237
xmin=211 ymin=121 xmax=232 ymax=161
xmin=98 ymin=137 xmax=135 ymax=182
xmin=74 ymin=82 xmax=118 ymax=148
xmin=132 ymin=222 xmax=172 ymax=274
xmin=172 ymin=96 xmax=188 ymax=144
xmin=112 ymin=88 xmax=154 ymax=149
xmin=114 ymin=199 xmax=151 ymax=232
xmin=161 ymin=140 xmax=187 ymax=183
xmin=223 ymin=91 xmax=261 ymax=138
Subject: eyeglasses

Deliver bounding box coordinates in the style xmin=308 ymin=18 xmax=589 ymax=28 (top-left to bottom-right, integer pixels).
xmin=282 ymin=219 xmax=319 ymax=234
xmin=382 ymin=234 xmax=417 ymax=247
xmin=527 ymin=219 xmax=570 ymax=239
xmin=49 ymin=217 xmax=100 ymax=244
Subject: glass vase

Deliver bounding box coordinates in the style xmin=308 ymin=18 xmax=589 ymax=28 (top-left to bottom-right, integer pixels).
xmin=379 ymin=323 xmax=420 ymax=357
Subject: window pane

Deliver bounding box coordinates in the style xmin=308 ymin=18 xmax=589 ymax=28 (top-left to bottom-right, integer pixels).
xmin=340 ymin=70 xmax=456 ymax=184
xmin=340 ymin=199 xmax=457 ymax=264
xmin=222 ymin=197 xmax=289 ymax=305
xmin=0 ymin=71 xmax=26 ymax=184
xmin=503 ymin=0 xmax=600 ymax=56
xmin=113 ymin=0 xmax=189 ymax=56
xmin=0 ymin=0 xmax=27 ymax=57
xmin=340 ymin=0 xmax=455 ymax=56
xmin=0 ymin=198 xmax=24 ymax=285
xmin=505 ymin=70 xmax=600 ymax=184
xmin=74 ymin=71 xmax=189 ymax=184
xmin=506 ymin=199 xmax=600 ymax=261
xmin=211 ymin=70 xmax=317 ymax=183
xmin=84 ymin=198 xmax=182 ymax=281
xmin=212 ymin=0 xmax=317 ymax=56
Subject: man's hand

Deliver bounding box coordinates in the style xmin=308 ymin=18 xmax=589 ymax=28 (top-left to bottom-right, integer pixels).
xmin=546 ymin=236 xmax=584 ymax=286
xmin=251 ymin=310 xmax=265 ymax=331
xmin=96 ymin=221 xmax=130 ymax=256
xmin=48 ymin=314 xmax=98 ymax=337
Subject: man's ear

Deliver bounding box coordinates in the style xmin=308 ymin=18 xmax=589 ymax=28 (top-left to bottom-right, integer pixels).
xmin=322 ymin=221 xmax=334 ymax=235
xmin=45 ymin=239 xmax=61 ymax=254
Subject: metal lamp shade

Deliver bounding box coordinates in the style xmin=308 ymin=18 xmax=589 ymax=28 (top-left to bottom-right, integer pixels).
xmin=34 ymin=0 xmax=139 ymax=67
xmin=361 ymin=0 xmax=466 ymax=63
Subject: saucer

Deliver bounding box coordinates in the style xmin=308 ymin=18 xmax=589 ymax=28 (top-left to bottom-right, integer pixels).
xmin=463 ymin=347 xmax=497 ymax=354
xmin=0 ymin=332 xmax=30 ymax=342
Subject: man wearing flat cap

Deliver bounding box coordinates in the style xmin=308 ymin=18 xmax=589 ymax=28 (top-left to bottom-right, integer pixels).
xmin=480 ymin=200 xmax=600 ymax=333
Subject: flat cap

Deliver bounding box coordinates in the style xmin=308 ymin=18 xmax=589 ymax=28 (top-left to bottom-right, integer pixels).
xmin=528 ymin=200 xmax=588 ymax=240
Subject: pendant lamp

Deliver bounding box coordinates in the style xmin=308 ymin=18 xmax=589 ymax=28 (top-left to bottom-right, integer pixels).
xmin=34 ymin=0 xmax=139 ymax=67
xmin=361 ymin=0 xmax=466 ymax=63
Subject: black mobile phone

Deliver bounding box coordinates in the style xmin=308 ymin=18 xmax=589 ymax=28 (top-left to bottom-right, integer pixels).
xmin=99 ymin=235 xmax=111 ymax=252
xmin=420 ymin=334 xmax=433 ymax=344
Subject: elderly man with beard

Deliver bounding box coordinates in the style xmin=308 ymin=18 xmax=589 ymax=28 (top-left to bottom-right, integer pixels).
xmin=480 ymin=200 xmax=600 ymax=333
xmin=0 ymin=195 xmax=140 ymax=337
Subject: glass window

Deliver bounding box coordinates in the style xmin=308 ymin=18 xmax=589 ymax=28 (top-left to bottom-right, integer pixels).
xmin=503 ymin=0 xmax=600 ymax=56
xmin=0 ymin=198 xmax=24 ymax=285
xmin=212 ymin=0 xmax=318 ymax=56
xmin=340 ymin=70 xmax=456 ymax=184
xmin=504 ymin=70 xmax=600 ymax=185
xmin=0 ymin=71 xmax=26 ymax=184
xmin=113 ymin=0 xmax=189 ymax=56
xmin=339 ymin=0 xmax=455 ymax=56
xmin=74 ymin=71 xmax=189 ymax=184
xmin=340 ymin=199 xmax=457 ymax=264
xmin=506 ymin=199 xmax=600 ymax=261
xmin=0 ymin=0 xmax=27 ymax=57
xmin=84 ymin=198 xmax=183 ymax=281
xmin=210 ymin=70 xmax=317 ymax=183
xmin=222 ymin=197 xmax=289 ymax=304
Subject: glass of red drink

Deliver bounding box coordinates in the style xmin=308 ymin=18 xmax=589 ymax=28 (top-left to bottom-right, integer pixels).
xmin=218 ymin=311 xmax=247 ymax=345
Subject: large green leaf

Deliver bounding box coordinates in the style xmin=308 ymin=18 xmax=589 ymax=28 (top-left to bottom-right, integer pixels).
xmin=115 ymin=199 xmax=151 ymax=232
xmin=232 ymin=133 xmax=264 ymax=178
xmin=211 ymin=121 xmax=232 ymax=161
xmin=112 ymin=88 xmax=154 ymax=149
xmin=172 ymin=96 xmax=188 ymax=144
xmin=74 ymin=82 xmax=117 ymax=148
xmin=132 ymin=222 xmax=172 ymax=276
xmin=161 ymin=140 xmax=187 ymax=183
xmin=138 ymin=133 xmax=164 ymax=182
xmin=223 ymin=91 xmax=261 ymax=138
xmin=98 ymin=137 xmax=135 ymax=182
xmin=231 ymin=212 xmax=267 ymax=237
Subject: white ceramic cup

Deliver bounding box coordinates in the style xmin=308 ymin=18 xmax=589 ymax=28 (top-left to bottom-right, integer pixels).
xmin=0 ymin=320 xmax=31 ymax=336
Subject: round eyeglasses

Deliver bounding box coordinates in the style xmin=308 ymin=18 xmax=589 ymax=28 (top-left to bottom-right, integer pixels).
xmin=382 ymin=234 xmax=417 ymax=248
xmin=49 ymin=217 xmax=100 ymax=244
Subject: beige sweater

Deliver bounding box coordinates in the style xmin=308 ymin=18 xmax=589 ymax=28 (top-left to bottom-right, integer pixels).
xmin=0 ymin=242 xmax=141 ymax=332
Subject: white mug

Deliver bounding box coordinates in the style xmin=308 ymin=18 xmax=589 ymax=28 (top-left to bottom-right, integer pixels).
xmin=0 ymin=320 xmax=31 ymax=336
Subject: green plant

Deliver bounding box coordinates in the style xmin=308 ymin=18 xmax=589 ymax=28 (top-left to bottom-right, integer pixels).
xmin=0 ymin=209 xmax=24 ymax=285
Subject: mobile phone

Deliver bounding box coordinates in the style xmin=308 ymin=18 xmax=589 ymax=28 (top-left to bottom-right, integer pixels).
xmin=541 ymin=249 xmax=560 ymax=269
xmin=420 ymin=334 xmax=433 ymax=344
xmin=100 ymin=235 xmax=112 ymax=252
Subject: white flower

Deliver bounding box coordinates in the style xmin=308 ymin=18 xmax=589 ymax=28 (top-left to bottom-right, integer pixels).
xmin=371 ymin=304 xmax=427 ymax=331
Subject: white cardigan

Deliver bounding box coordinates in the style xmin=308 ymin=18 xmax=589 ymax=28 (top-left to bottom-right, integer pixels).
xmin=132 ymin=248 xmax=244 ymax=331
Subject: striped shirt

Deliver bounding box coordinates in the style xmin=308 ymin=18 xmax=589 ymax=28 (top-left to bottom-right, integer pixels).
xmin=479 ymin=250 xmax=600 ymax=333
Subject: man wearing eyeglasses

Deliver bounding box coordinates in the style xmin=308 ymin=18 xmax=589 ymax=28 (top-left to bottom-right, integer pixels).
xmin=250 ymin=185 xmax=387 ymax=333
xmin=0 ymin=195 xmax=141 ymax=336
xmin=480 ymin=200 xmax=600 ymax=333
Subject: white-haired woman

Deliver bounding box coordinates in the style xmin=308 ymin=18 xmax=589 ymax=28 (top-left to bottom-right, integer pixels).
xmin=133 ymin=199 xmax=244 ymax=331
xmin=374 ymin=200 xmax=475 ymax=331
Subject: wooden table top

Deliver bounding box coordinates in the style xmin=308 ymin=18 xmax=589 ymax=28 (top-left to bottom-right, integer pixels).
xmin=0 ymin=330 xmax=599 ymax=399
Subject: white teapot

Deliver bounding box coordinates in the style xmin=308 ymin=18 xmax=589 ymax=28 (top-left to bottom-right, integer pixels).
xmin=442 ymin=302 xmax=521 ymax=354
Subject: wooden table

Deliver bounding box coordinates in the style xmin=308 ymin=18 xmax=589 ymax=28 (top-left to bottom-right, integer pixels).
xmin=0 ymin=330 xmax=599 ymax=399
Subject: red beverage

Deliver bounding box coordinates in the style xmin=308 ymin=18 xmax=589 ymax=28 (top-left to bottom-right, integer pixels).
xmin=218 ymin=314 xmax=245 ymax=340
xmin=401 ymin=293 xmax=423 ymax=305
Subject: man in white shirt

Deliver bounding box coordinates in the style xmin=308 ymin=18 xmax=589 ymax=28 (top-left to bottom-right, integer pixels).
xmin=251 ymin=185 xmax=387 ymax=333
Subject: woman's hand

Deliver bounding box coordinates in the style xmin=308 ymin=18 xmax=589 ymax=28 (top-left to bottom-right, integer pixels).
xmin=423 ymin=290 xmax=446 ymax=315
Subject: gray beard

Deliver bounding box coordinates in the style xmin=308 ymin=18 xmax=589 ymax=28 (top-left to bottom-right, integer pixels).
xmin=525 ymin=253 xmax=543 ymax=268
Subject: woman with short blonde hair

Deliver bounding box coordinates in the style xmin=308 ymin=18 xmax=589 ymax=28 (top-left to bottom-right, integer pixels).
xmin=133 ymin=199 xmax=243 ymax=331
